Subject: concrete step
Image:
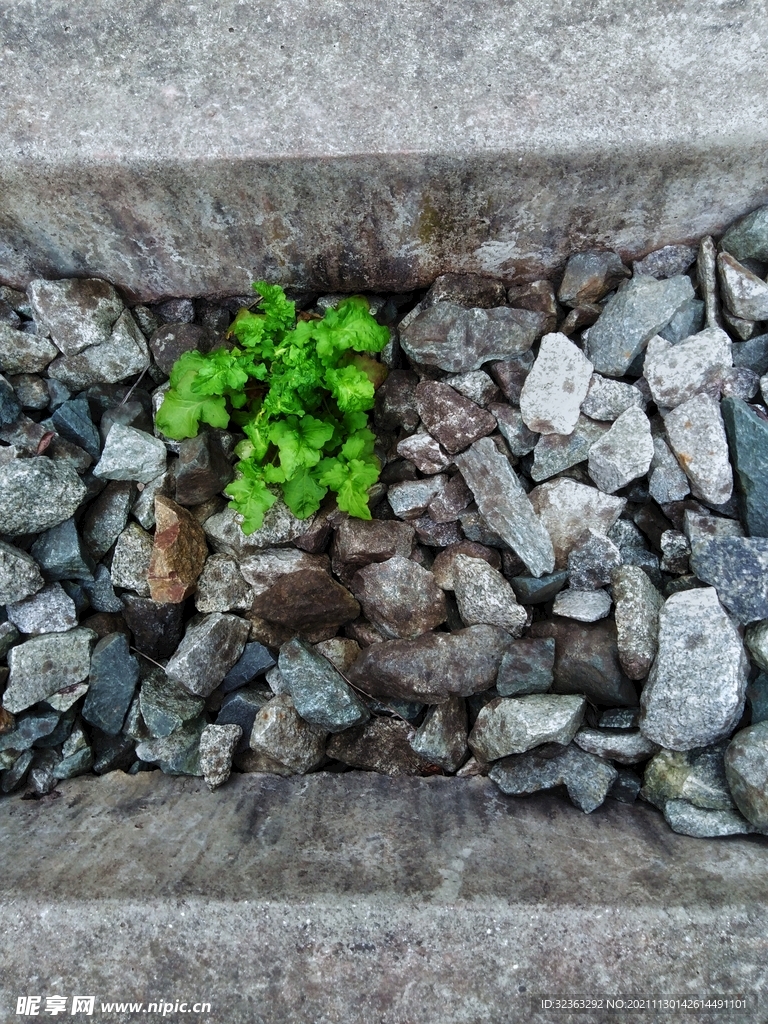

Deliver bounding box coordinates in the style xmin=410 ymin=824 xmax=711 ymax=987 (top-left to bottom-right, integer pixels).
xmin=0 ymin=771 xmax=766 ymax=1023
xmin=1 ymin=0 xmax=768 ymax=300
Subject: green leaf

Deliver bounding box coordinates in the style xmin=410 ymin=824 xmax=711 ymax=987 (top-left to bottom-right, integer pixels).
xmin=341 ymin=428 xmax=376 ymax=462
xmin=253 ymin=281 xmax=296 ymax=333
xmin=317 ymin=453 xmax=380 ymax=519
xmin=269 ymin=414 xmax=335 ymax=476
xmin=229 ymin=310 xmax=275 ymax=359
xmin=192 ymin=348 xmax=250 ymax=395
xmin=242 ymin=417 xmax=271 ymax=462
xmin=155 ymin=373 xmax=230 ymax=440
xmin=224 ymin=471 xmax=277 ymax=534
xmin=281 ymin=467 xmax=327 ymax=519
xmin=324 ymin=365 xmax=375 ymax=412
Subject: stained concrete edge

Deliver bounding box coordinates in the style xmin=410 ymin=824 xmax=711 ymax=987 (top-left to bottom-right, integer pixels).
xmin=0 ymin=772 xmax=766 ymax=1023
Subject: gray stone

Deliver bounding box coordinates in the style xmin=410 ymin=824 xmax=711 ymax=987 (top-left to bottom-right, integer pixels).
xmin=6 ymin=583 xmax=78 ymax=635
xmin=47 ymin=310 xmax=151 ymax=390
xmin=122 ymin=594 xmax=185 ymax=660
xmin=387 ymin=475 xmax=449 ymax=520
xmin=488 ymin=351 xmax=534 ymax=404
xmin=557 ymin=251 xmax=628 ymax=306
xmin=587 ymin=406 xmax=653 ymax=493
xmin=747 ymin=672 xmax=768 ymax=724
xmin=648 ymin=436 xmax=690 ymax=503
xmin=400 ymin=303 xmax=542 ymax=373
xmin=612 ymin=566 xmax=663 ymax=681
xmin=608 ymin=767 xmax=642 ymax=803
xmin=455 ymin=437 xmax=555 ymax=577
xmin=496 ymin=639 xmax=555 ymax=697
xmin=0 ymin=708 xmax=60 ymax=754
xmin=414 ymin=381 xmax=496 ymax=454
xmin=327 ymin=717 xmax=431 ymax=775
xmin=721 ymin=204 xmax=768 ymax=263
xmin=81 ymin=564 xmax=123 ymax=613
xmin=81 ymin=480 xmax=135 ymax=559
xmin=585 ymin=274 xmax=694 ymax=377
xmin=110 ymin=522 xmax=153 ymax=596
xmin=0 ymin=321 xmax=57 ymax=373
xmin=717 ymin=251 xmax=768 ymax=321
xmin=721 ymin=397 xmax=768 ymax=537
xmin=195 ymin=554 xmax=252 ymax=613
xmin=217 ymin=688 xmax=271 ymax=752
xmin=720 ymin=365 xmax=759 ymax=400
xmin=689 ymin=535 xmax=768 ymax=624
xmin=642 ymin=744 xmax=741 ymax=813
xmin=431 ymin=542 xmax=501 ymax=590
xmin=551 ymin=588 xmax=611 ymax=622
xmin=447 ymin=369 xmax=500 ymax=408
xmin=8 ymin=372 xmax=49 ymax=410
xmin=658 ymin=297 xmax=706 ymax=344
xmin=567 ymin=530 xmax=622 ymax=590
xmin=664 ymin=393 xmax=733 ymax=505
xmin=204 ymin=505 xmax=317 ymax=558
xmin=633 ymin=244 xmax=697 ymax=280
xmin=600 ymin=707 xmax=641 ymax=729
xmin=174 ymin=431 xmax=233 ymax=506
xmin=222 ymin=644 xmax=276 ymax=693
xmin=0 ymin=749 xmax=33 ymax=792
xmin=347 ymin=625 xmax=513 ymax=704
xmin=351 ymin=556 xmax=446 ymax=640
xmin=0 ymin=539 xmax=44 ymax=604
xmin=50 ymin=398 xmax=101 ymax=460
xmin=0 ymin=373 xmax=21 ymax=425
xmin=581 ymin=374 xmax=645 ymax=421
xmin=410 ymin=697 xmax=468 ymax=772
xmin=278 ymin=638 xmax=369 ymax=733
xmin=139 ymin=667 xmax=205 ymax=739
xmin=530 ymin=415 xmax=607 ymax=482
xmin=132 ymin=471 xmax=172 ymax=529
xmin=470 ymin=694 xmax=585 ymax=761
xmin=490 ymin=403 xmax=539 ymax=456
xmin=530 ymin=618 xmax=638 ymax=707
xmin=0 ymin=457 xmax=86 ymax=535
xmin=82 ymin=633 xmax=139 ymax=735
xmin=745 ymin=621 xmax=768 ymax=672
xmin=519 ymin=332 xmax=593 ymax=435
xmin=639 ymin=588 xmax=748 ymax=750
xmin=457 ymin=507 xmax=506 ymax=548
xmin=94 ymin=423 xmax=167 ymax=483
xmin=3 ymin=629 xmax=94 ymax=713
xmin=573 ymin=728 xmax=659 ymax=764
xmin=660 ymin=530 xmax=691 ymax=574
xmin=313 ymin=638 xmax=360 ymax=674
xmin=509 ymin=570 xmax=568 ymax=605
xmin=249 ymin=694 xmax=327 ymax=774
xmin=725 ymin=721 xmax=768 ymax=830
xmin=166 ymin=613 xmax=250 ymax=697
xmin=663 ymin=800 xmax=754 ymax=838
xmin=643 ymin=328 xmax=732 ymax=408
xmin=199 ymin=723 xmax=242 ymax=790
xmin=395 ymin=431 xmax=452 ymax=474
xmin=723 ymin=309 xmax=759 ymax=342
xmin=426 ymin=472 xmax=473 ymax=523
xmin=424 ymin=274 xmax=506 ymax=310
xmin=238 ymin=548 xmax=329 ymax=597
xmin=696 ymin=240 xmax=721 ymax=330
xmin=411 ymin=516 xmax=463 ymax=548
xmin=30 ymin=517 xmax=94 ymax=582
xmin=528 ymin=477 xmax=625 ymax=569
xmin=490 ymin=743 xmax=618 ymax=813
xmin=27 ymin=278 xmax=123 ymax=355
xmin=135 ymin=715 xmax=205 ymax=776
xmin=452 ymin=554 xmax=527 ymax=636
xmin=0 ymin=622 xmax=20 ymax=660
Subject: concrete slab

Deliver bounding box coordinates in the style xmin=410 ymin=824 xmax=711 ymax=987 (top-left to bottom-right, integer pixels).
xmin=0 ymin=771 xmax=766 ymax=1023
xmin=1 ymin=0 xmax=768 ymax=299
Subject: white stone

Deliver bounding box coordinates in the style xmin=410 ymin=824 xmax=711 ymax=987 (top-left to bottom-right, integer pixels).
xmin=718 ymin=252 xmax=768 ymax=321
xmin=552 ymin=588 xmax=611 ymax=622
xmin=643 ymin=328 xmax=732 ymax=408
xmin=452 ymin=554 xmax=527 ymax=636
xmin=528 ymin=477 xmax=626 ymax=568
xmin=519 ymin=332 xmax=593 ymax=435
xmin=587 ymin=406 xmax=654 ymax=493
xmin=664 ymin=393 xmax=733 ymax=505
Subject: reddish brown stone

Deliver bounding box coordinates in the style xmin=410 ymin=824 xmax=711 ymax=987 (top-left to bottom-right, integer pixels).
xmin=249 ymin=567 xmax=360 ymax=643
xmin=148 ymin=495 xmax=208 ymax=604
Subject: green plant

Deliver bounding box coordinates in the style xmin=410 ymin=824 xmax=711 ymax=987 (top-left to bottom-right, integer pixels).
xmin=155 ymin=282 xmax=390 ymax=533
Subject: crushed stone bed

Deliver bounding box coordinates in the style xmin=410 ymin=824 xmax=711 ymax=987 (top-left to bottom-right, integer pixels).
xmin=2 ymin=209 xmax=768 ymax=840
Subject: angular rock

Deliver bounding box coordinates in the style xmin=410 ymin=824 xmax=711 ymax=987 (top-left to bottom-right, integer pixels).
xmin=47 ymin=310 xmax=151 ymax=390
xmin=278 ymin=637 xmax=369 ymax=733
xmin=410 ymin=516 xmax=463 ymax=548
xmin=587 ymin=406 xmax=653 ymax=493
xmin=724 ymin=722 xmax=768 ymax=830
xmin=519 ymin=333 xmax=593 ymax=436
xmin=94 ymin=423 xmax=167 ymax=484
xmin=452 ymin=554 xmax=527 ymax=635
xmin=717 ymin=251 xmax=768 ymax=321
xmin=239 ymin=548 xmax=330 ymax=597
xmin=347 ymin=624 xmax=513 ymax=704
xmin=9 ymin=372 xmax=49 ymax=410
xmin=747 ymin=672 xmax=768 ymax=725
xmin=633 ymin=245 xmax=697 ymax=280
xmin=30 ymin=517 xmax=94 ymax=583
xmin=409 ymin=696 xmax=468 ymax=772
xmin=147 ymin=496 xmax=208 ymax=603
xmin=643 ymin=328 xmax=732 ymax=408
xmin=649 ymin=436 xmax=690 ymax=504
xmin=567 ymin=530 xmax=622 ymax=591
xmin=488 ymin=350 xmax=534 ymax=404
xmin=386 ymin=476 xmax=448 ymax=520
xmin=199 ymin=723 xmax=242 ymax=790
xmin=455 ymin=438 xmax=555 ymax=577
xmin=664 ymin=393 xmax=733 ymax=505
xmin=530 ymin=416 xmax=607 ymax=482
xmin=216 ymin=688 xmax=271 ymax=752
xmin=0 ymin=372 xmax=21 ymax=425
xmin=721 ymin=365 xmax=759 ymax=400
xmin=663 ymin=800 xmax=753 ymax=838
xmin=373 ymin=368 xmax=419 ymax=433
xmin=612 ymin=566 xmax=663 ymax=681
xmin=3 ymin=629 xmax=94 ymax=713
xmin=139 ymin=666 xmax=205 ymax=738
xmin=135 ymin=715 xmax=205 ymax=776
xmin=221 ymin=643 xmax=276 ymax=692
xmin=351 ymin=556 xmax=446 ymax=640
xmin=659 ymin=297 xmax=706 ymax=344
xmin=0 ymin=708 xmax=60 ymax=754
xmin=470 ymin=694 xmax=585 ymax=761
xmin=496 ymin=639 xmax=555 ymax=697
xmin=530 ymin=618 xmax=637 ymax=706
xmin=326 ymin=717 xmax=428 ymax=776
xmin=50 ymin=398 xmax=101 ymax=461
xmin=490 ymin=403 xmax=539 ymax=457
xmin=174 ymin=432 xmax=233 ymax=506
xmin=585 ymin=274 xmax=694 ymax=377
xmin=425 ymin=273 xmax=506 ymax=309
xmin=414 ymin=381 xmax=496 ymax=454
xmin=660 ymin=530 xmax=690 ymax=575
xmin=27 ymin=278 xmax=123 ymax=355
xmin=194 ymin=554 xmax=252 ymax=613
xmin=332 ymin=519 xmax=414 ymax=580
xmin=431 ymin=542 xmax=501 ymax=590
xmin=110 ymin=522 xmax=153 ymax=596
xmin=166 ymin=612 xmax=249 ymax=697
xmin=528 ymin=478 xmax=625 ymax=569
xmin=81 ymin=480 xmax=135 ymax=560
xmin=489 ymin=743 xmax=618 ymax=813
xmin=81 ymin=564 xmax=122 ymax=613
xmin=400 ymin=303 xmax=542 ymax=373
xmin=447 ymin=369 xmax=500 ymax=408
xmin=0 ymin=457 xmax=86 ymax=535
xmin=7 ymin=583 xmax=78 ymax=635
xmin=249 ymin=694 xmax=327 ymax=774
xmin=395 ymin=431 xmax=452 ymax=474
xmin=557 ymin=251 xmax=628 ymax=306
xmin=574 ymin=728 xmax=659 ymax=764
xmin=581 ymin=374 xmax=645 ymax=422
xmin=458 ymin=507 xmax=506 ymax=548
xmin=721 ymin=204 xmax=768 ymax=263
xmin=689 ymin=536 xmax=768 ymax=624
xmin=119 ymin=595 xmax=183 ymax=661
xmin=203 ymin=505 xmax=316 ymax=558
xmin=721 ymin=397 xmax=768 ymax=537
xmin=0 ymin=321 xmax=58 ymax=374
xmin=551 ymin=588 xmax=611 ymax=622
xmin=0 ymin=540 xmax=45 ymax=605
xmin=250 ymin=567 xmax=360 ymax=643
xmin=643 ymin=743 xmax=741 ymax=813
xmin=426 ymin=473 xmax=473 ymax=523
xmin=82 ymin=633 xmax=139 ymax=735
xmin=639 ymin=588 xmax=748 ymax=749
xmin=745 ymin=622 xmax=768 ymax=672
xmin=149 ymin=323 xmax=212 ymax=375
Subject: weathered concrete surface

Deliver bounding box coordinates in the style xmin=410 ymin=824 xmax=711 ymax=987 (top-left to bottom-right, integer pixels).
xmin=2 ymin=0 xmax=768 ymax=299
xmin=0 ymin=772 xmax=766 ymax=1023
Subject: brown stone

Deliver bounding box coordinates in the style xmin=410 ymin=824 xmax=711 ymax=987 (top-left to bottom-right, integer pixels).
xmin=148 ymin=495 xmax=208 ymax=604
xmin=249 ymin=567 xmax=360 ymax=643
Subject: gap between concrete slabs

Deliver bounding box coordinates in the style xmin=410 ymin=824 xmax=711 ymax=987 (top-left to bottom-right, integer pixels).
xmin=0 ymin=771 xmax=766 ymax=1024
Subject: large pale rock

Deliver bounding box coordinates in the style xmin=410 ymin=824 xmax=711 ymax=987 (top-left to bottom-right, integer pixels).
xmin=0 ymin=540 xmax=45 ymax=605
xmin=452 ymin=554 xmax=527 ymax=636
xmin=643 ymin=328 xmax=732 ymax=408
xmin=249 ymin=694 xmax=327 ymax=775
xmin=663 ymin=393 xmax=733 ymax=505
xmin=587 ymin=406 xmax=653 ymax=493
xmin=147 ymin=496 xmax=208 ymax=603
xmin=528 ymin=478 xmax=625 ymax=568
xmin=203 ymin=504 xmax=316 ymax=559
xmin=580 ymin=373 xmax=645 ymax=422
xmin=47 ymin=310 xmax=150 ymax=390
xmin=3 ymin=630 xmax=95 ymax=713
xmin=519 ymin=332 xmax=593 ymax=436
xmin=648 ymin=436 xmax=690 ymax=504
xmin=351 ymin=556 xmax=446 ymax=640
xmin=27 ymin=278 xmax=123 ymax=355
xmin=469 ymin=694 xmax=586 ymax=761
xmin=717 ymin=251 xmax=768 ymax=321
xmin=94 ymin=423 xmax=167 ymax=484
xmin=0 ymin=321 xmax=57 ymax=373
xmin=725 ymin=722 xmax=768 ymax=830
xmin=0 ymin=458 xmax=86 ymax=535
xmin=612 ymin=566 xmax=663 ymax=680
xmin=639 ymin=588 xmax=748 ymax=750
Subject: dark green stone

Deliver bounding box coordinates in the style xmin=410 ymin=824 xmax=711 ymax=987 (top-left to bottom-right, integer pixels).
xmin=722 ymin=397 xmax=768 ymax=537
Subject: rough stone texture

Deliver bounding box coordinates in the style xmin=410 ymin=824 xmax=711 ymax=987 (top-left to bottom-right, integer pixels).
xmin=643 ymin=328 xmax=732 ymax=408
xmin=725 ymin=722 xmax=768 ymax=830
xmin=94 ymin=423 xmax=167 ymax=484
xmin=6 ymin=582 xmax=78 ymax=635
xmin=567 ymin=530 xmax=622 ymax=590
xmin=633 ymin=244 xmax=697 ymax=280
xmin=551 ymin=587 xmax=611 ymax=622
xmin=470 ymin=694 xmax=585 ymax=761
xmin=150 ymin=323 xmax=213 ymax=376
xmin=660 ymin=296 xmax=706 ymax=344
xmin=664 ymin=393 xmax=733 ymax=505
xmin=530 ymin=618 xmax=637 ymax=707
xmin=662 ymin=800 xmax=754 ymax=838
xmin=530 ymin=414 xmax=607 ymax=482
xmin=81 ymin=633 xmax=139 ymax=736
xmin=721 ymin=204 xmax=768 ymax=263
xmin=717 ymin=251 xmax=768 ymax=321
xmin=395 ymin=431 xmax=452 ymax=474
xmin=147 ymin=495 xmax=208 ymax=603
xmin=135 ymin=716 xmax=205 ymax=776
xmin=0 ymin=539 xmax=44 ymax=605
xmin=203 ymin=504 xmax=316 ymax=559
xmin=250 ymin=567 xmax=360 ymax=642
xmin=110 ymin=522 xmax=153 ymax=596
xmin=649 ymin=435 xmax=690 ymax=504
xmin=387 ymin=476 xmax=448 ymax=520
xmin=249 ymin=694 xmax=327 ymax=775
xmin=528 ymin=478 xmax=625 ymax=569
xmin=410 ymin=696 xmax=468 ymax=772
xmin=3 ymin=629 xmax=94 ymax=713
xmin=519 ymin=332 xmax=593 ymax=435
xmin=414 ymin=380 xmax=496 ymax=454
xmin=586 ymin=274 xmax=694 ymax=377
xmin=278 ymin=638 xmax=369 ymax=733
xmin=195 ymin=554 xmax=252 ymax=613
xmin=332 ymin=518 xmax=414 ymax=574
xmin=347 ymin=625 xmax=512 ymax=704
xmin=455 ymin=437 xmax=555 ymax=577
xmin=351 ymin=556 xmax=446 ymax=640
xmin=721 ymin=396 xmax=768 ymax=537
xmin=431 ymin=541 xmax=501 ymax=590
xmin=31 ymin=517 xmax=94 ymax=582
xmin=642 ymin=744 xmax=736 ymax=813
xmin=174 ymin=431 xmax=234 ymax=506
xmin=689 ymin=536 xmax=768 ymax=624
xmin=490 ymin=403 xmax=539 ymax=456
xmin=587 ymin=406 xmax=654 ymax=493
xmin=47 ymin=311 xmax=151 ymax=390
xmin=581 ymin=373 xmax=645 ymax=421
xmin=574 ymin=728 xmax=659 ymax=765
xmin=0 ymin=321 xmax=57 ymax=373
xmin=27 ymin=277 xmax=123 ymax=354
xmin=452 ymin=554 xmax=527 ymax=636
xmin=447 ymin=369 xmax=500 ymax=408
xmin=612 ymin=565 xmax=663 ymax=680
xmin=199 ymin=723 xmax=242 ymax=791
xmin=496 ymin=639 xmax=555 ymax=697
xmin=121 ymin=595 xmax=185 ymax=660
xmin=640 ymin=588 xmax=748 ymax=750
xmin=139 ymin=667 xmax=205 ymax=739
xmin=557 ymin=251 xmax=627 ymax=306
xmin=0 ymin=457 xmax=86 ymax=535
xmin=327 ymin=717 xmax=426 ymax=775
xmin=238 ymin=548 xmax=330 ymax=597
xmin=166 ymin=613 xmax=250 ymax=698
xmin=490 ymin=743 xmax=618 ymax=813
